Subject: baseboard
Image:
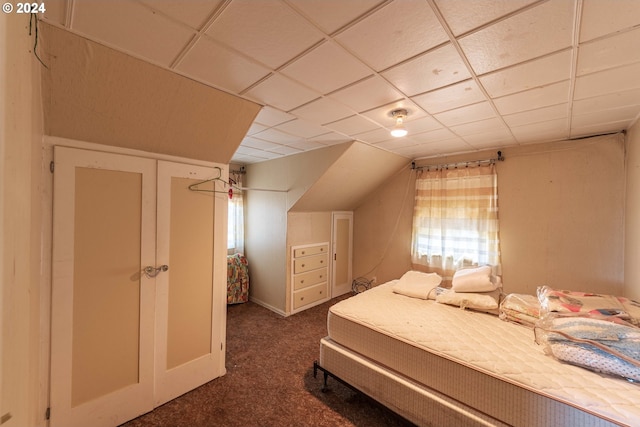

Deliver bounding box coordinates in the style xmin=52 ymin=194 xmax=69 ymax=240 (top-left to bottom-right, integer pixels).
xmin=248 ymin=296 xmax=287 ymax=317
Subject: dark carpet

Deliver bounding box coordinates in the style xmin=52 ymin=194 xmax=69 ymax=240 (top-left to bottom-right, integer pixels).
xmin=121 ymin=295 xmax=416 ymax=427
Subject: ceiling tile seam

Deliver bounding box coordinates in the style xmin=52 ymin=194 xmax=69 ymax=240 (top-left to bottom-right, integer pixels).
xmin=426 ymin=0 xmax=517 ymax=144
xmin=567 ymin=0 xmax=585 ymax=139
xmin=166 ymin=0 xmax=232 ymax=70
xmin=450 ymin=0 xmax=550 ymax=40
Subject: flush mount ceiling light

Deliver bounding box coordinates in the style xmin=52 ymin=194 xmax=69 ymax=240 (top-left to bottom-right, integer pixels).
xmin=390 ymin=109 xmax=408 ymax=137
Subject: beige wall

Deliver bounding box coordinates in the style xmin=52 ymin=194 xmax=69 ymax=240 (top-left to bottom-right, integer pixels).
xmin=1 ymin=12 xmax=45 ymax=427
xmin=625 ymin=122 xmax=640 ymax=300
xmin=39 ymin=23 xmax=260 ymax=164
xmin=353 ymin=165 xmax=415 ymax=285
xmin=355 ymin=134 xmax=627 ymax=296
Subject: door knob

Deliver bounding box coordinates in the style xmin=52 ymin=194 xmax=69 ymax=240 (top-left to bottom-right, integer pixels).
xmin=143 ymin=265 xmax=169 ymax=278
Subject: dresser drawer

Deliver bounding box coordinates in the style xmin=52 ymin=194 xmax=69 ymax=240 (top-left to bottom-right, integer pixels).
xmin=293 ymin=244 xmax=328 ymax=258
xmin=293 ymin=268 xmax=327 ymax=291
xmin=293 ymin=254 xmax=327 ymax=274
xmin=293 ymin=283 xmax=328 ymax=310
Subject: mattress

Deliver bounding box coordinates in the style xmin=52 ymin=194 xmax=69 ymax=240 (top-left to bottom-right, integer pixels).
xmin=323 ymin=281 xmax=640 ymax=427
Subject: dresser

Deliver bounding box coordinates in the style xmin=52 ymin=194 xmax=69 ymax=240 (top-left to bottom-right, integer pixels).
xmin=291 ymin=242 xmax=330 ymax=313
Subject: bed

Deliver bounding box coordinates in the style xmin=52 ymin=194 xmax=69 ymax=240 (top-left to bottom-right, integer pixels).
xmin=315 ymin=280 xmax=640 ymax=427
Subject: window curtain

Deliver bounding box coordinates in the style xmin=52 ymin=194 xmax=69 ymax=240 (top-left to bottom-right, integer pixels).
xmin=411 ymin=164 xmax=501 ymax=280
xmin=227 ymin=174 xmax=244 ymax=255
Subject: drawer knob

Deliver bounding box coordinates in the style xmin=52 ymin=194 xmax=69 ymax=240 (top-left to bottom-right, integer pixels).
xmin=301 ymin=279 xmax=304 ymax=283
xmin=301 ymin=251 xmax=305 ymax=255
xmin=320 ymin=291 xmax=323 ymax=294
xmin=320 ymin=260 xmax=324 ymax=264
xmin=301 ymin=264 xmax=305 ymax=268
xmin=319 ymin=275 xmax=323 ymax=279
xmin=300 ymin=297 xmax=304 ymax=301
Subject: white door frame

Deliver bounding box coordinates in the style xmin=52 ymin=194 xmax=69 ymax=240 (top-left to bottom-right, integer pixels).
xmin=331 ymin=211 xmax=353 ymax=298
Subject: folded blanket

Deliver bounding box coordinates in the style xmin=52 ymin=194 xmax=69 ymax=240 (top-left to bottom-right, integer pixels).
xmin=451 ymin=266 xmax=498 ymax=293
xmin=392 ymin=270 xmax=442 ymax=300
xmin=499 ymin=293 xmax=540 ymax=328
xmin=618 ymin=297 xmax=640 ymax=327
xmin=537 ymin=286 xmax=629 ymax=319
xmin=535 ymin=315 xmax=640 ymax=382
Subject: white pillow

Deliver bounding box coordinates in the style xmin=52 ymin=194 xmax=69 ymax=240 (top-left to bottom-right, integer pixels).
xmin=392 ymin=271 xmax=442 ymax=300
xmin=451 ymin=265 xmax=498 ymax=293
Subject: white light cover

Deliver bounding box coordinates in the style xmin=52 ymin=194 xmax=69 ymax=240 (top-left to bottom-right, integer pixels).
xmin=391 ymin=127 xmax=408 ymax=137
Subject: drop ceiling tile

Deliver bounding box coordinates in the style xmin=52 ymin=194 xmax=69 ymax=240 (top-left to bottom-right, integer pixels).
xmin=177 ymin=37 xmax=270 ymax=93
xmin=244 ymin=74 xmax=319 ymax=111
xmin=409 ymin=128 xmax=460 ymax=144
xmin=235 ymin=145 xmax=275 ymax=157
xmin=503 ymin=104 xmax=568 ymax=127
xmin=335 ymin=0 xmax=449 ymax=71
xmin=240 ymin=137 xmax=283 ymax=151
xmin=574 ymin=62 xmax=640 ymax=100
xmin=434 ymin=0 xmax=539 ymax=36
xmin=572 ymin=89 xmax=640 ymax=115
xmin=253 ymin=107 xmax=295 ymax=127
xmin=479 ymin=50 xmax=572 ymax=98
xmin=382 ymin=44 xmax=471 ymax=96
xmin=206 ymin=0 xmax=324 ymax=69
xmin=572 ymin=105 xmax=640 ymax=129
xmin=463 ymin=130 xmax=517 ymax=150
xmin=71 ymin=0 xmax=196 ymax=66
xmin=325 ymin=115 xmax=379 ymax=136
xmin=280 ymin=41 xmax=373 ymax=94
xmin=329 ymin=76 xmax=404 ymax=112
xmin=266 ymin=145 xmax=304 ymax=156
xmin=424 ymin=138 xmax=476 ymax=156
xmin=285 ymin=139 xmax=327 ymax=151
xmin=252 ymin=128 xmax=304 ymax=144
xmin=577 ymin=27 xmax=640 ymax=76
xmin=138 ymin=0 xmax=223 ymax=29
xmin=459 ymin=0 xmax=575 ymax=75
xmin=291 ymin=97 xmax=356 ymax=125
xmin=308 ymin=132 xmax=353 ymax=146
xmin=450 ymin=117 xmax=508 ymax=136
xmin=376 ymin=137 xmax=422 ymax=150
xmin=571 ymin=119 xmax=632 ymax=138
xmin=394 ymin=143 xmax=443 ymax=158
xmin=510 ymin=118 xmax=569 ymax=143
xmin=275 ymin=119 xmax=330 ymax=138
xmin=405 ymin=116 xmax=443 ymax=134
xmin=354 ymin=127 xmax=395 ymax=144
xmin=493 ymin=80 xmax=570 ymax=115
xmin=433 ymin=102 xmax=496 ymax=127
xmin=580 ymin=0 xmax=640 ymax=42
xmin=412 ymin=79 xmax=487 ymax=114
xmin=246 ymin=123 xmax=269 ymax=136
xmin=360 ymin=99 xmax=427 ymax=128
xmin=287 ymin=0 xmax=384 ymax=34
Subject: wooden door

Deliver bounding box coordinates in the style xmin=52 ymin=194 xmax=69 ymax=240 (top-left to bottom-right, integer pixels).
xmin=50 ymin=147 xmax=157 ymax=427
xmin=331 ymin=212 xmax=353 ymax=297
xmin=50 ymin=149 xmax=228 ymax=426
xmin=154 ymin=161 xmax=227 ymax=406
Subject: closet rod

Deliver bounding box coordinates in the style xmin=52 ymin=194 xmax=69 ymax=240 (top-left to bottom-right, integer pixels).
xmin=411 ymin=151 xmax=505 ymax=171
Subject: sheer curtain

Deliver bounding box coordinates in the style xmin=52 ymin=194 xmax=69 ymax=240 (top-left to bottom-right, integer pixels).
xmin=411 ymin=163 xmax=501 ymax=280
xmin=227 ymin=173 xmax=244 ymax=255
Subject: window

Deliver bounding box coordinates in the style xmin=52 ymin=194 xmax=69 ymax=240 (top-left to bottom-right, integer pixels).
xmin=227 ymin=174 xmax=244 ymax=254
xmin=411 ymin=164 xmax=501 ymax=279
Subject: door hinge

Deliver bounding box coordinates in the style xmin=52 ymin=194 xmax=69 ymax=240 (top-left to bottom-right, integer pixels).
xmin=49 ymin=161 xmax=55 ymax=173
xmin=45 ymin=407 xmax=50 ymax=420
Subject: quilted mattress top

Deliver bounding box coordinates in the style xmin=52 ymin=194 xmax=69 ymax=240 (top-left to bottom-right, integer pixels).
xmin=328 ymin=281 xmax=640 ymax=426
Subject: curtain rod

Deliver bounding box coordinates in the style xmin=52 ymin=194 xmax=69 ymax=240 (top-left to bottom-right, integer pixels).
xmin=411 ymin=151 xmax=505 ymax=171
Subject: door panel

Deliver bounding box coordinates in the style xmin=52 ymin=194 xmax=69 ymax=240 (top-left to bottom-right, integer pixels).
xmin=154 ymin=161 xmax=227 ymax=406
xmin=51 ymin=147 xmax=157 ymax=427
xmin=331 ymin=212 xmax=353 ymax=297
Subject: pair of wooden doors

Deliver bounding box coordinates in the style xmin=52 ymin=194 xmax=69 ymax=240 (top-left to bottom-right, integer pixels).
xmin=50 ymin=147 xmax=227 ymax=427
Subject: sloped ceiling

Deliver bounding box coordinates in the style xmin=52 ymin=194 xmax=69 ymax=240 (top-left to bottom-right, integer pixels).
xmin=40 ymin=0 xmax=640 ymax=164
xmin=290 ymin=142 xmax=410 ymax=212
xmin=40 ymin=22 xmax=260 ymax=163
